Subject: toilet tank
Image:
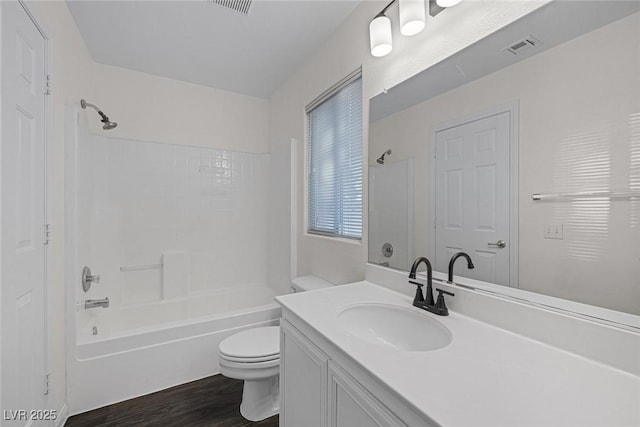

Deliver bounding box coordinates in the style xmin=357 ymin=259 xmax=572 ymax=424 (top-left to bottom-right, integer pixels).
xmin=290 ymin=275 xmax=333 ymax=293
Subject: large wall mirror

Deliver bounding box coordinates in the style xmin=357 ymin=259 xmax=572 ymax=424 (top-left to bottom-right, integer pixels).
xmin=368 ymin=1 xmax=640 ymax=318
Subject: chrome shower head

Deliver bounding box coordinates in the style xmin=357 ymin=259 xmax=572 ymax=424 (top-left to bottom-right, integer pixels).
xmin=81 ymin=99 xmax=118 ymax=130
xmin=101 ymin=120 xmax=118 ymax=130
xmin=376 ymin=149 xmax=392 ymax=164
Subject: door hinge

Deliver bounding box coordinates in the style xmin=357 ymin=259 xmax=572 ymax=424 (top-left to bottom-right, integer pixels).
xmin=44 ymin=373 xmax=50 ymax=395
xmin=44 ymin=224 xmax=52 ymax=245
xmin=44 ymin=74 xmax=52 ymax=95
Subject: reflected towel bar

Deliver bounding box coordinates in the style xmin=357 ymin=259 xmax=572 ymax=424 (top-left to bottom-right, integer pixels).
xmin=532 ymin=191 xmax=640 ymax=201
xmin=120 ymin=263 xmax=162 ymax=272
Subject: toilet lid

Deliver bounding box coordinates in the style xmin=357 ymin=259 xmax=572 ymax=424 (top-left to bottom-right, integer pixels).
xmin=219 ymin=326 xmax=280 ymax=359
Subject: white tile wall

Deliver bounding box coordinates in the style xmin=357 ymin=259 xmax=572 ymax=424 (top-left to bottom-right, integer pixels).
xmin=78 ymin=133 xmax=272 ymax=313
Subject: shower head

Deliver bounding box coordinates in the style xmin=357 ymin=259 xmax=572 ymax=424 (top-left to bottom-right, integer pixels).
xmin=376 ymin=149 xmax=392 ymax=164
xmin=81 ymin=99 xmax=118 ymax=130
xmin=101 ymin=119 xmax=118 ymax=130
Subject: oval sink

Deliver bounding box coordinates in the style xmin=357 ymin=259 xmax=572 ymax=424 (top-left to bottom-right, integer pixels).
xmin=337 ymin=303 xmax=452 ymax=352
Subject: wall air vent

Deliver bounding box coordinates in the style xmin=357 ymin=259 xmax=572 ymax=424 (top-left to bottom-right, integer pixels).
xmin=209 ymin=0 xmax=252 ymax=15
xmin=504 ymin=35 xmax=543 ymax=55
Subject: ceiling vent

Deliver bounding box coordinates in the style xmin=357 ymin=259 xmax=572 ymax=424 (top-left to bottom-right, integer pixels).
xmin=504 ymin=35 xmax=543 ymax=55
xmin=209 ymin=0 xmax=252 ymax=15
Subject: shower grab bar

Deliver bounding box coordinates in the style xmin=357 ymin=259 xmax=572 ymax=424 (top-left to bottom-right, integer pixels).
xmin=532 ymin=191 xmax=640 ymax=201
xmin=120 ymin=263 xmax=162 ymax=272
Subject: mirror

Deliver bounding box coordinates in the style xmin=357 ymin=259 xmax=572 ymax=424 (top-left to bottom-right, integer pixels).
xmin=368 ymin=1 xmax=640 ymax=317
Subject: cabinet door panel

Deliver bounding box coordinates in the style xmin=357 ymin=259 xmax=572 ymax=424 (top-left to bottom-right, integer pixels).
xmin=328 ymin=361 xmax=406 ymax=427
xmin=281 ymin=320 xmax=329 ymax=427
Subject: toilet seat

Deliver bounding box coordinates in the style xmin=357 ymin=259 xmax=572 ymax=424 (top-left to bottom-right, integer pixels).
xmin=218 ymin=326 xmax=281 ymax=384
xmin=219 ymin=326 xmax=280 ymax=360
xmin=219 ymin=356 xmax=280 ymax=370
xmin=219 ymin=352 xmax=280 ymax=363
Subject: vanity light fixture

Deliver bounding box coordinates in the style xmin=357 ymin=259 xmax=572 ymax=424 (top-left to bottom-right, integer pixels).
xmin=369 ymin=0 xmax=462 ymax=57
xmin=436 ymin=0 xmax=461 ymax=8
xmin=369 ymin=7 xmax=393 ymax=57
xmin=399 ymin=0 xmax=426 ymax=36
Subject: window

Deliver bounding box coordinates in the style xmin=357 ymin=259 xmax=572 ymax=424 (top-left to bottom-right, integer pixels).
xmin=307 ymin=69 xmax=363 ymax=239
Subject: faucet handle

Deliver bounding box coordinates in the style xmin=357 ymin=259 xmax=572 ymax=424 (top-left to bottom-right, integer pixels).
xmin=409 ymin=280 xmax=425 ymax=307
xmin=437 ymin=289 xmax=455 ymax=297
xmin=434 ymin=288 xmax=455 ymax=316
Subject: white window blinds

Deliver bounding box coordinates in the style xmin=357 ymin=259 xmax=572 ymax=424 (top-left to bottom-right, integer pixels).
xmin=307 ymin=70 xmax=363 ymax=239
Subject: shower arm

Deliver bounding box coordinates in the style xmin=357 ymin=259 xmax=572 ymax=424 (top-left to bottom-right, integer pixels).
xmin=81 ymin=100 xmax=107 ymax=119
xmin=81 ymin=99 xmax=100 ymax=113
xmin=80 ymin=99 xmax=117 ymax=130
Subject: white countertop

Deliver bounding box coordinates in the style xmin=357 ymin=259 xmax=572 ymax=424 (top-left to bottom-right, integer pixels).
xmin=276 ymin=282 xmax=640 ymax=427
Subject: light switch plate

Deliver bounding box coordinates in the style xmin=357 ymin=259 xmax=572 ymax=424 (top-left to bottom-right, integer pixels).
xmin=543 ymin=223 xmax=564 ymax=240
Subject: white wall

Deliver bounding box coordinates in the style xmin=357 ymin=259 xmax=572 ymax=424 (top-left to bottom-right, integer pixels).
xmin=370 ymin=12 xmax=640 ymax=314
xmin=88 ymin=64 xmax=269 ymax=153
xmin=268 ymin=140 xmax=295 ymax=288
xmin=268 ymin=0 xmax=549 ymax=284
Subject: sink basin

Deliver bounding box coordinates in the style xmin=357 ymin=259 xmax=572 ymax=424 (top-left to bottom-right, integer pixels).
xmin=337 ymin=303 xmax=452 ymax=352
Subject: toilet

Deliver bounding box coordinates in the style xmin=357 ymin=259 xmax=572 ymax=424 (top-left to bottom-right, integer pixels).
xmin=217 ymin=275 xmax=332 ymax=421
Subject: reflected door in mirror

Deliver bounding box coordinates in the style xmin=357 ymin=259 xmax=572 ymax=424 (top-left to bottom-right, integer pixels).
xmin=435 ymin=111 xmax=512 ymax=285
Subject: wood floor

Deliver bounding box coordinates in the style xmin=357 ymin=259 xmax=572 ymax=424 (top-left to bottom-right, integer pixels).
xmin=64 ymin=375 xmax=279 ymax=427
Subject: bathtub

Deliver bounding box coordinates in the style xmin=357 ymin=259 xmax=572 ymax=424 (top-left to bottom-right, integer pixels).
xmin=68 ymin=286 xmax=282 ymax=415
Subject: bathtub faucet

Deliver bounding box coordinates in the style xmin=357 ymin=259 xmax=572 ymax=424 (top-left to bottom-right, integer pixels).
xmin=85 ymin=298 xmax=109 ymax=309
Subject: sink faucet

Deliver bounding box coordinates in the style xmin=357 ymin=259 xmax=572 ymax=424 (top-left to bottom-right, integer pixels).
xmin=448 ymin=252 xmax=475 ymax=283
xmin=409 ymin=257 xmax=434 ymax=306
xmin=409 ymin=257 xmax=454 ymax=316
xmin=85 ymin=298 xmax=109 ymax=309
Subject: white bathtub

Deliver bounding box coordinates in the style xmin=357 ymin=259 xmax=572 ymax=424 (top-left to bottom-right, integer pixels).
xmin=69 ymin=287 xmax=282 ymax=415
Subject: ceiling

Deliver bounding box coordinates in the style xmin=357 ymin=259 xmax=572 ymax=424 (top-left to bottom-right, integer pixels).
xmin=67 ymin=0 xmax=361 ymax=98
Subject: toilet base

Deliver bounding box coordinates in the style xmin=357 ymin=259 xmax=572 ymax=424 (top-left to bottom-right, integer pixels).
xmin=239 ymin=374 xmax=280 ymax=421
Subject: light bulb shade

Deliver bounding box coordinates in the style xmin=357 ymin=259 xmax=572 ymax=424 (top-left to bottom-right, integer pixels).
xmin=369 ymin=14 xmax=392 ymax=57
xmin=399 ymin=0 xmax=425 ymax=36
xmin=436 ymin=0 xmax=461 ymax=7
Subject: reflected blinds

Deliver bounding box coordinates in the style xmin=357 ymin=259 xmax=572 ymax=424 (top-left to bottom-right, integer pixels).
xmin=307 ymin=70 xmax=363 ymax=239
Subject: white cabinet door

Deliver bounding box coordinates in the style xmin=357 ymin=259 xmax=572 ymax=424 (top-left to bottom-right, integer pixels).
xmin=328 ymin=361 xmax=406 ymax=427
xmin=280 ymin=320 xmax=329 ymax=427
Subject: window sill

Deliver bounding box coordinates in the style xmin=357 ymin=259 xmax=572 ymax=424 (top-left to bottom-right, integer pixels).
xmin=305 ymin=231 xmax=363 ymax=246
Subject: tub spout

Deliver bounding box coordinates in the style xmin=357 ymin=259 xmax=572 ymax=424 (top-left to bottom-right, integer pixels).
xmin=85 ymin=298 xmax=109 ymax=309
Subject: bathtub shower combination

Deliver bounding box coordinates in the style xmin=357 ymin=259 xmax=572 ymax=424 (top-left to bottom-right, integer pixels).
xmin=65 ymin=105 xmax=293 ymax=414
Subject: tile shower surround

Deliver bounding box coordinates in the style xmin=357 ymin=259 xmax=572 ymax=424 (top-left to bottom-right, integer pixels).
xmin=78 ymin=131 xmax=271 ymax=309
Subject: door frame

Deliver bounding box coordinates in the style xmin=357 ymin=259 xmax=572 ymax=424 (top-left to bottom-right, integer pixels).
xmin=428 ymin=101 xmax=519 ymax=288
xmin=0 ymin=0 xmax=54 ymax=409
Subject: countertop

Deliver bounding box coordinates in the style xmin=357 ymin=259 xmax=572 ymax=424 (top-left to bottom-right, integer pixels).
xmin=276 ymin=282 xmax=640 ymax=427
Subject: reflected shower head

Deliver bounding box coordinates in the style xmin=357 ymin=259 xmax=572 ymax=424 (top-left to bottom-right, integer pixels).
xmin=101 ymin=119 xmax=118 ymax=130
xmin=81 ymin=99 xmax=118 ymax=130
xmin=376 ymin=149 xmax=392 ymax=164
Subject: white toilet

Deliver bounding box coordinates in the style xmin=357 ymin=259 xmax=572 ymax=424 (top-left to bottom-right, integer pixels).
xmin=218 ymin=275 xmax=332 ymax=421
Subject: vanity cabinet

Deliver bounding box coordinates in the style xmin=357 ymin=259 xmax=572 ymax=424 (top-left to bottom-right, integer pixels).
xmin=280 ymin=316 xmax=424 ymax=427
xmin=280 ymin=318 xmax=329 ymax=427
xmin=327 ymin=361 xmax=406 ymax=427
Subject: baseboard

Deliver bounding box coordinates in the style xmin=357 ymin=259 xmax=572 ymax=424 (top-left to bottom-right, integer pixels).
xmin=55 ymin=403 xmax=68 ymax=427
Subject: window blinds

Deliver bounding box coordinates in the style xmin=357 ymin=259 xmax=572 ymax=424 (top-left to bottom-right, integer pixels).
xmin=307 ymin=71 xmax=363 ymax=239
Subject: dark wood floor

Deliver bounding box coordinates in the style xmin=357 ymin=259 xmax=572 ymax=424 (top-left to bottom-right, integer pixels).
xmin=65 ymin=375 xmax=279 ymax=427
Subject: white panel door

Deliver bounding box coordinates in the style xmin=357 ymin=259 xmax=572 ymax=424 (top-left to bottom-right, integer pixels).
xmin=1 ymin=2 xmax=48 ymax=425
xmin=435 ymin=112 xmax=511 ymax=285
